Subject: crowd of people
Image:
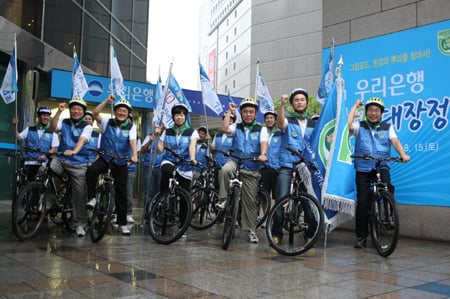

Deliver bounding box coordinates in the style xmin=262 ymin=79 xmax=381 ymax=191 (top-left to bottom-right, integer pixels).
xmin=13 ymin=88 xmax=410 ymax=247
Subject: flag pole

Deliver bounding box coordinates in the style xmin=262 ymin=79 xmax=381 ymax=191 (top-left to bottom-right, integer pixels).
xmin=158 ymin=60 xmax=174 ymax=130
xmin=13 ymin=34 xmax=18 ymax=156
xmin=109 ymin=42 xmax=114 ymax=117
xmin=199 ymin=61 xmax=210 ymax=133
xmin=331 ymin=37 xmax=335 ymax=81
xmin=255 ymin=58 xmax=260 ymax=101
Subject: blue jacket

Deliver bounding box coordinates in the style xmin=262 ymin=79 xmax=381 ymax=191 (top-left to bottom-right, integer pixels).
xmin=58 ymin=119 xmax=90 ymax=165
xmin=354 ymin=121 xmax=391 ymax=172
xmin=86 ymin=130 xmax=100 ymax=164
xmin=267 ymin=129 xmax=282 ymax=169
xmin=279 ymin=118 xmax=315 ymax=168
xmin=24 ymin=126 xmax=53 ymax=163
xmin=164 ymin=127 xmax=195 ymax=172
xmin=232 ymin=122 xmax=263 ymax=171
xmin=213 ymin=132 xmax=234 ymax=167
xmin=100 ymin=119 xmax=133 ymax=166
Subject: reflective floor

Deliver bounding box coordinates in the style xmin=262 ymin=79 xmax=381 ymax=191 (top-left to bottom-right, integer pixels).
xmin=1 ymin=200 xmax=449 ymax=298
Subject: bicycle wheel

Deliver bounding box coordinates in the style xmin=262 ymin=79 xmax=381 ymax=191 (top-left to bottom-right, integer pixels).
xmin=90 ymin=185 xmax=115 ymax=243
xmin=222 ymin=185 xmax=240 ymax=250
xmin=12 ymin=182 xmax=47 ymax=240
xmin=256 ymin=189 xmax=271 ymax=229
xmin=266 ymin=192 xmax=324 ymax=256
xmin=148 ymin=187 xmax=192 ymax=244
xmin=190 ymin=188 xmax=221 ymax=230
xmin=371 ymin=191 xmax=399 ymax=257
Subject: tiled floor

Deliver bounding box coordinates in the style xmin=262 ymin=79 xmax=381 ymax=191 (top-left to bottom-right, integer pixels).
xmin=1 ymin=200 xmax=449 ymax=298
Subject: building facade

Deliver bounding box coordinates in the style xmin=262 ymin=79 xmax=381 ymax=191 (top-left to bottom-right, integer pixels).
xmin=0 ymin=0 xmax=149 ymax=199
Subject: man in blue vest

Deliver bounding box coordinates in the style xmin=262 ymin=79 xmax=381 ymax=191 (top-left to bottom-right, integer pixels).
xmin=348 ymin=97 xmax=410 ymax=248
xmin=50 ymin=98 xmax=93 ymax=237
xmin=86 ymin=94 xmax=138 ymax=235
xmin=272 ymin=88 xmax=316 ymax=244
xmin=14 ymin=106 xmax=59 ymax=181
xmin=216 ymin=98 xmax=268 ymax=243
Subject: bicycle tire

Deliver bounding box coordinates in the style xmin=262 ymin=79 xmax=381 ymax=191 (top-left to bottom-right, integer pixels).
xmin=90 ymin=185 xmax=115 ymax=243
xmin=12 ymin=181 xmax=47 ymax=240
xmin=190 ymin=188 xmax=222 ymax=230
xmin=256 ymin=189 xmax=271 ymax=229
xmin=148 ymin=187 xmax=192 ymax=244
xmin=222 ymin=184 xmax=240 ymax=250
xmin=371 ymin=190 xmax=399 ymax=257
xmin=266 ymin=192 xmax=324 ymax=256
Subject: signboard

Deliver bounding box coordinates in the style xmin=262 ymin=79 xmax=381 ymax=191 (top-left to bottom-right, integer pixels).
xmin=327 ymin=20 xmax=450 ymax=207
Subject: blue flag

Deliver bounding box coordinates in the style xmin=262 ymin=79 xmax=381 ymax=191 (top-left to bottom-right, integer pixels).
xmin=305 ymin=73 xmax=356 ymax=232
xmin=110 ymin=45 xmax=127 ymax=100
xmin=317 ymin=52 xmax=334 ymax=105
xmin=200 ymin=63 xmax=223 ymax=115
xmin=159 ymin=73 xmax=192 ymax=128
xmin=0 ymin=39 xmax=18 ymax=104
xmin=256 ymin=70 xmax=274 ymax=114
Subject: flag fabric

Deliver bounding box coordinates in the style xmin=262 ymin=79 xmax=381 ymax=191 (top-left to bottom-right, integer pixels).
xmin=304 ymin=71 xmax=356 ymax=232
xmin=317 ymin=52 xmax=334 ymax=105
xmin=0 ymin=39 xmax=18 ymax=104
xmin=200 ymin=63 xmax=223 ymax=115
xmin=256 ymin=70 xmax=274 ymax=114
xmin=158 ymin=73 xmax=191 ymax=128
xmin=227 ymin=91 xmax=242 ymax=123
xmin=152 ymin=74 xmax=164 ymax=127
xmin=110 ymin=45 xmax=127 ymax=100
xmin=72 ymin=47 xmax=89 ymax=99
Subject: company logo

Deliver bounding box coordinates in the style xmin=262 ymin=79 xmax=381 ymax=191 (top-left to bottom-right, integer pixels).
xmin=88 ymin=80 xmax=104 ymax=97
xmin=318 ymin=119 xmax=335 ymax=167
xmin=438 ymin=29 xmax=450 ymax=55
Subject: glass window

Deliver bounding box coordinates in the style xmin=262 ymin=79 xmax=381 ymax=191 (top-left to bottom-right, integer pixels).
xmin=85 ymin=0 xmax=110 ymax=30
xmin=82 ymin=17 xmax=109 ymax=76
xmin=43 ymin=0 xmax=81 ymax=57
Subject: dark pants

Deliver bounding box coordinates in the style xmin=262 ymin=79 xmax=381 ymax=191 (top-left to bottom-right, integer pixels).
xmin=260 ymin=166 xmax=279 ymax=196
xmin=355 ymin=169 xmax=393 ymax=238
xmin=87 ymin=158 xmax=128 ymax=226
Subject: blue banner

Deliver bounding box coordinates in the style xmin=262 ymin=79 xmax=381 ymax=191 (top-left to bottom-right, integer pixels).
xmin=326 ymin=20 xmax=450 ymax=207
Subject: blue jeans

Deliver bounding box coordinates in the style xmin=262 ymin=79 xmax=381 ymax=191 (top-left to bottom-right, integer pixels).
xmin=127 ymin=170 xmax=136 ymax=215
xmin=272 ymin=167 xmax=292 ymax=239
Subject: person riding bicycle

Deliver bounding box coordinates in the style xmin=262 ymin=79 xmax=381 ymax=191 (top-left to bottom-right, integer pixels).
xmin=273 ymin=88 xmax=316 ymax=245
xmin=84 ymin=110 xmax=102 ymax=166
xmin=154 ymin=103 xmax=199 ymax=233
xmin=215 ymin=98 xmax=268 ymax=243
xmin=260 ymin=110 xmax=281 ymax=226
xmin=13 ymin=106 xmax=59 ymax=181
xmin=49 ymin=98 xmax=93 ymax=237
xmin=348 ymin=97 xmax=410 ymax=248
xmin=85 ymin=95 xmax=138 ymax=235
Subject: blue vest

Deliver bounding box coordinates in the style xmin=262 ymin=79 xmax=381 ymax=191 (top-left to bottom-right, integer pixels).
xmin=267 ymin=129 xmax=282 ymax=169
xmin=86 ymin=130 xmax=100 ymax=164
xmin=279 ymin=118 xmax=315 ymax=168
xmin=232 ymin=123 xmax=262 ymax=171
xmin=144 ymin=141 xmax=164 ymax=168
xmin=164 ymin=127 xmax=195 ymax=172
xmin=354 ymin=121 xmax=391 ymax=172
xmin=58 ymin=119 xmax=90 ymax=165
xmin=24 ymin=126 xmax=53 ymax=162
xmin=213 ymin=132 xmax=234 ymax=167
xmin=195 ymin=143 xmax=209 ymax=167
xmin=100 ymin=119 xmax=132 ymax=166
xmin=128 ymin=137 xmax=140 ymax=172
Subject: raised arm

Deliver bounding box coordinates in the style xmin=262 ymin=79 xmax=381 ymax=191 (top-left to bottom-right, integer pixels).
xmin=93 ymin=94 xmax=115 ymax=124
xmin=348 ymin=100 xmax=363 ymax=135
xmin=277 ymin=94 xmax=288 ymax=130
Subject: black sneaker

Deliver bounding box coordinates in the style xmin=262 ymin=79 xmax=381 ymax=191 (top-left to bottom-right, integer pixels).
xmin=354 ymin=237 xmax=367 ymax=248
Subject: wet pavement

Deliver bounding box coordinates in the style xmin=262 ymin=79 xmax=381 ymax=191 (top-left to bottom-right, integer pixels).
xmin=0 ymin=199 xmax=449 ymax=298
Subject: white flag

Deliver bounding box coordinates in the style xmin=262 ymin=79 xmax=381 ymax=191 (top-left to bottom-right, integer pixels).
xmin=72 ymin=47 xmax=89 ymax=99
xmin=256 ymin=70 xmax=274 ymax=114
xmin=200 ymin=63 xmax=223 ymax=115
xmin=0 ymin=38 xmax=18 ymax=104
xmin=110 ymin=45 xmax=126 ymax=100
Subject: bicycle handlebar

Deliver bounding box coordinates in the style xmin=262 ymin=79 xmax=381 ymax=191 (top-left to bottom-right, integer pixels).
xmin=212 ymin=149 xmax=260 ymax=163
xmin=285 ymin=146 xmax=318 ymax=172
xmin=87 ymin=148 xmax=132 ymax=162
xmin=163 ymin=146 xmax=195 ymax=165
xmin=350 ymin=154 xmax=403 ymax=163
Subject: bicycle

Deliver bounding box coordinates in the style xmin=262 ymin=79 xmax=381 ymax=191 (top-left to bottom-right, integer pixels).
xmin=87 ymin=148 xmax=131 ymax=243
xmin=214 ymin=149 xmax=262 ymax=250
xmin=265 ymin=147 xmax=325 ymax=256
xmin=351 ymin=154 xmax=402 ymax=257
xmin=1 ymin=150 xmax=29 ymax=201
xmin=12 ymin=151 xmax=73 ymax=240
xmin=147 ymin=146 xmax=193 ymax=244
xmin=190 ymin=155 xmax=223 ymax=230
